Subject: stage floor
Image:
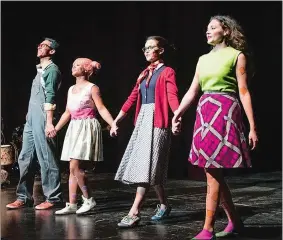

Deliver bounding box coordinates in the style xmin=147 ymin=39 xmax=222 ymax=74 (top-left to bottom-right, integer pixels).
xmin=1 ymin=171 xmax=282 ymax=240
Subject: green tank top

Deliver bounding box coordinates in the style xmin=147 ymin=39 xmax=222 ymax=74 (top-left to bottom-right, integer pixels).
xmin=198 ymin=46 xmax=241 ymax=93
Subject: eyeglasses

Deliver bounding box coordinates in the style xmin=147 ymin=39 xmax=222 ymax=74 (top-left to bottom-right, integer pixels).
xmin=38 ymin=43 xmax=52 ymax=49
xmin=142 ymin=46 xmax=159 ymax=52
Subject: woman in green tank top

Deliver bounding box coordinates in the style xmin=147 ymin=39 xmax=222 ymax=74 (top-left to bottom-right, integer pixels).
xmin=172 ymin=16 xmax=259 ymax=240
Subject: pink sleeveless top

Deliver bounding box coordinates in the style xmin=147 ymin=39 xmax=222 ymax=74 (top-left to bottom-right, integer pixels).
xmin=67 ymin=83 xmax=97 ymax=120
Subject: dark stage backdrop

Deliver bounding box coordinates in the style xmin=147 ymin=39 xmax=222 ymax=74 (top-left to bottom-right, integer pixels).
xmin=1 ymin=1 xmax=282 ymax=178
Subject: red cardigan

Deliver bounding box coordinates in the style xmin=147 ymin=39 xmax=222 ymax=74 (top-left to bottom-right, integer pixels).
xmin=121 ymin=66 xmax=179 ymax=128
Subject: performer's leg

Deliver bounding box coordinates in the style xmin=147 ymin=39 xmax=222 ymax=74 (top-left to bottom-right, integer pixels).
xmin=69 ymin=159 xmax=91 ymax=199
xmin=16 ymin=122 xmax=37 ymax=203
xmin=129 ymin=184 xmax=150 ymax=216
xmin=192 ymin=168 xmax=222 ymax=239
xmin=151 ymin=184 xmax=172 ymax=220
xmin=33 ymin=124 xmax=62 ymax=204
xmin=154 ymin=184 xmax=168 ymax=209
xmin=69 ymin=159 xmax=96 ymax=214
xmin=215 ymin=179 xmax=244 ymax=237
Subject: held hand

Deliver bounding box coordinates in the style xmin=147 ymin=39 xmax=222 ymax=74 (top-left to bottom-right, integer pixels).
xmin=172 ymin=115 xmax=182 ymax=135
xmin=172 ymin=113 xmax=182 ymax=124
xmin=45 ymin=123 xmax=57 ymax=138
xmin=110 ymin=127 xmax=118 ymax=137
xmin=110 ymin=122 xmax=118 ymax=137
xmin=172 ymin=121 xmax=181 ymax=135
xmin=53 ymin=126 xmax=60 ymax=136
xmin=249 ymin=129 xmax=258 ymax=150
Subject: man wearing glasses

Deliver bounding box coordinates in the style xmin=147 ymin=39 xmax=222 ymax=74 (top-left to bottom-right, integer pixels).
xmin=6 ymin=37 xmax=63 ymax=210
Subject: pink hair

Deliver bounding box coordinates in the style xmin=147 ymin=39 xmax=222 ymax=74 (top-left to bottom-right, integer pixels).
xmin=74 ymin=58 xmax=101 ymax=77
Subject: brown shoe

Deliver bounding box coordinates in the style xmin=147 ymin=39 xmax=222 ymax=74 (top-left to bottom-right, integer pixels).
xmin=6 ymin=200 xmax=28 ymax=209
xmin=35 ymin=201 xmax=54 ymax=210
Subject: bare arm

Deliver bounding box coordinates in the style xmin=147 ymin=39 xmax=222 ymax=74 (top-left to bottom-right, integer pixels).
xmin=92 ymin=85 xmax=114 ymax=126
xmin=236 ymin=53 xmax=258 ymax=149
xmin=44 ymin=69 xmax=61 ymax=138
xmin=113 ymin=110 xmax=127 ymax=124
xmin=113 ymin=84 xmax=140 ymax=125
xmin=171 ymin=63 xmax=200 ymax=135
xmin=55 ymin=106 xmax=71 ymax=132
xmin=109 ymin=84 xmax=139 ymax=136
xmin=173 ymin=63 xmax=201 ymax=121
xmin=45 ymin=110 xmax=57 ymax=137
xmin=46 ymin=110 xmax=54 ymax=126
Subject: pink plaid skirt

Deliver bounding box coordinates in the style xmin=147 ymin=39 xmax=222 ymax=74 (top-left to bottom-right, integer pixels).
xmin=189 ymin=92 xmax=252 ymax=168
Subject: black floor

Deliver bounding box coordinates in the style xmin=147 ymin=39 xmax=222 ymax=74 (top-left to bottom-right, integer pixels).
xmin=1 ymin=171 xmax=282 ymax=240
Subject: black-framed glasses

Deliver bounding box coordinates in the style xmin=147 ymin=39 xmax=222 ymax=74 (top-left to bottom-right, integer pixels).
xmin=38 ymin=43 xmax=52 ymax=49
xmin=142 ymin=46 xmax=159 ymax=52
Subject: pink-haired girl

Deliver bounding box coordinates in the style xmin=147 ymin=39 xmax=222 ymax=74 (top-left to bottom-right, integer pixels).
xmin=55 ymin=58 xmax=117 ymax=215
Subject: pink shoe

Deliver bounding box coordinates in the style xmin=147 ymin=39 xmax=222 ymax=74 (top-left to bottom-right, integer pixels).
xmin=6 ymin=200 xmax=33 ymax=209
xmin=215 ymin=220 xmax=244 ymax=237
xmin=35 ymin=201 xmax=54 ymax=210
xmin=192 ymin=229 xmax=216 ymax=240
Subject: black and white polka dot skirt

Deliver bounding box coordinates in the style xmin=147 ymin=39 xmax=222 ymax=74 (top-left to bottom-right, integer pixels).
xmin=115 ymin=103 xmax=171 ymax=186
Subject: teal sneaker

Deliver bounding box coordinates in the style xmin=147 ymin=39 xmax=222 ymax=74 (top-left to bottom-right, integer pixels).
xmin=151 ymin=204 xmax=172 ymax=221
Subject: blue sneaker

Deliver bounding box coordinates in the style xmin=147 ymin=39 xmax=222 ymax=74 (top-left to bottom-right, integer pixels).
xmin=151 ymin=204 xmax=172 ymax=221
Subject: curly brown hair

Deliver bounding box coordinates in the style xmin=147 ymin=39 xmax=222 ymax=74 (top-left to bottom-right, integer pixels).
xmin=210 ymin=15 xmax=247 ymax=52
xmin=210 ymin=15 xmax=255 ymax=79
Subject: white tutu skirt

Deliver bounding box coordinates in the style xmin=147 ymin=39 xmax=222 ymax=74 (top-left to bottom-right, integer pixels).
xmin=60 ymin=118 xmax=103 ymax=162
